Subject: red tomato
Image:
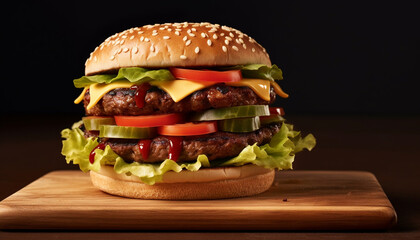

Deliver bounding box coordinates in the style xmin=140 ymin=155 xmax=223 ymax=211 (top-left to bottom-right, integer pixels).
xmin=269 ymin=107 xmax=285 ymax=116
xmin=170 ymin=68 xmax=242 ymax=82
xmin=158 ymin=122 xmax=218 ymax=136
xmin=115 ymin=114 xmax=184 ymax=127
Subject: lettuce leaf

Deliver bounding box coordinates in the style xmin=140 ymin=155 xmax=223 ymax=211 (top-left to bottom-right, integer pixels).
xmin=223 ymin=64 xmax=283 ymax=81
xmin=73 ymin=67 xmax=175 ymax=88
xmin=61 ymin=123 xmax=315 ymax=185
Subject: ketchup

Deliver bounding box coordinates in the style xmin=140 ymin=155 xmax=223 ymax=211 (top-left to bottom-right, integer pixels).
xmin=130 ymin=83 xmax=151 ymax=109
xmin=138 ymin=139 xmax=152 ymax=160
xmin=89 ymin=142 xmax=106 ymax=164
xmin=165 ymin=136 xmax=183 ymax=162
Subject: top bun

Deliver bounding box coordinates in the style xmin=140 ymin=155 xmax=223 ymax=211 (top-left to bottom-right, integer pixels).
xmin=85 ymin=22 xmax=271 ymax=75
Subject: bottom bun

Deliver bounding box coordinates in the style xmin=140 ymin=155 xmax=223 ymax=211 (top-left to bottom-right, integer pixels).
xmin=90 ymin=165 xmax=275 ymax=200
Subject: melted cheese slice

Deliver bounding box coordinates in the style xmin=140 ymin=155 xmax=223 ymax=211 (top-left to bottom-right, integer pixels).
xmin=149 ymin=80 xmax=216 ymax=102
xmin=226 ymin=79 xmax=271 ymax=101
xmin=74 ymin=80 xmax=136 ymax=110
xmin=74 ymin=79 xmax=288 ymax=109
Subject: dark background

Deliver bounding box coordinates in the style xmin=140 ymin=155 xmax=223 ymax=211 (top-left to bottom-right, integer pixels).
xmin=1 ymin=0 xmax=419 ymax=115
xmin=1 ymin=1 xmax=420 ymax=239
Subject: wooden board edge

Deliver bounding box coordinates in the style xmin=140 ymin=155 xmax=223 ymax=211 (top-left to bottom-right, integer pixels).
xmin=0 ymin=204 xmax=397 ymax=231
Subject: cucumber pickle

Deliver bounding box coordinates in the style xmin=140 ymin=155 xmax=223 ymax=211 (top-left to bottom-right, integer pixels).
xmin=83 ymin=117 xmax=116 ymax=131
xmin=218 ymin=117 xmax=261 ymax=133
xmin=99 ymin=125 xmax=157 ymax=139
xmin=190 ymin=105 xmax=270 ymax=121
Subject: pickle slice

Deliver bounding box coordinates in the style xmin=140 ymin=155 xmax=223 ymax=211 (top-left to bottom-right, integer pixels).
xmin=99 ymin=125 xmax=157 ymax=139
xmin=218 ymin=117 xmax=261 ymax=133
xmin=191 ymin=105 xmax=270 ymax=121
xmin=83 ymin=116 xmax=116 ymax=131
xmin=260 ymin=115 xmax=285 ymax=125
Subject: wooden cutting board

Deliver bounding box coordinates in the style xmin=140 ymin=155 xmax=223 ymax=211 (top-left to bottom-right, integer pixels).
xmin=0 ymin=170 xmax=396 ymax=230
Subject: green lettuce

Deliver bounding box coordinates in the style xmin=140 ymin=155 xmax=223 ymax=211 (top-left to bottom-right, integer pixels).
xmin=73 ymin=67 xmax=175 ymax=88
xmin=61 ymin=123 xmax=315 ymax=185
xmin=223 ymin=64 xmax=283 ymax=81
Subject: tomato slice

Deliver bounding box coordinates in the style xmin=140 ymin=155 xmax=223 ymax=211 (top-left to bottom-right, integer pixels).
xmin=158 ymin=122 xmax=218 ymax=136
xmin=115 ymin=114 xmax=184 ymax=127
xmin=170 ymin=68 xmax=242 ymax=82
xmin=269 ymin=107 xmax=285 ymax=116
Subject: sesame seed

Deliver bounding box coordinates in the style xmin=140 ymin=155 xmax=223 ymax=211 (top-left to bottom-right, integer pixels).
xmin=188 ymin=33 xmax=195 ymax=37
xmin=140 ymin=36 xmax=144 ymax=41
xmin=120 ymin=39 xmax=125 ymax=45
xmin=222 ymin=46 xmax=227 ymax=52
xmin=152 ymin=32 xmax=158 ymax=36
xmin=229 ymin=32 xmax=234 ymax=38
xmin=180 ymin=55 xmax=187 ymax=59
xmin=121 ymin=35 xmax=127 ymax=39
xmin=186 ymin=39 xmax=191 ymax=46
xmin=175 ymin=31 xmax=180 ymax=36
xmin=167 ymin=28 xmax=172 ymax=31
xmin=191 ymin=28 xmax=197 ymax=32
xmin=110 ymin=55 xmax=115 ymax=60
xmin=212 ymin=34 xmax=218 ymax=39
xmin=224 ymin=39 xmax=230 ymax=45
xmin=150 ymin=45 xmax=155 ymax=52
xmin=144 ymin=38 xmax=150 ymax=42
xmin=129 ymin=35 xmax=134 ymax=40
xmin=133 ymin=47 xmax=139 ymax=54
xmin=232 ymin=46 xmax=239 ymax=51
xmin=201 ymin=32 xmax=206 ymax=38
xmin=163 ymin=36 xmax=170 ymax=39
xmin=252 ymin=48 xmax=256 ymax=52
xmin=117 ymin=48 xmax=122 ymax=54
xmin=123 ymin=47 xmax=129 ymax=52
xmin=137 ymin=31 xmax=144 ymax=34
xmin=209 ymin=28 xmax=217 ymax=33
xmin=207 ymin=39 xmax=212 ymax=46
xmin=235 ymin=38 xmax=241 ymax=44
xmin=220 ymin=33 xmax=225 ymax=36
xmin=222 ymin=26 xmax=231 ymax=31
xmin=183 ymin=36 xmax=188 ymax=41
xmin=242 ymin=44 xmax=247 ymax=49
xmin=195 ymin=47 xmax=200 ymax=53
xmin=225 ymin=36 xmax=232 ymax=41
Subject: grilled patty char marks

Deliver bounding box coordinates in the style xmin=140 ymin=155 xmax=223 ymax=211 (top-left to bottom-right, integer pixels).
xmin=85 ymin=123 xmax=282 ymax=163
xmin=84 ymin=84 xmax=276 ymax=116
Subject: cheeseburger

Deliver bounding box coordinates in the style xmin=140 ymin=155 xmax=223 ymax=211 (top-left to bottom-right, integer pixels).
xmin=61 ymin=22 xmax=316 ymax=200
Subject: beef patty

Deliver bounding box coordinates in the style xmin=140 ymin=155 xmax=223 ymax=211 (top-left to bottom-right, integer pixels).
xmin=85 ymin=123 xmax=281 ymax=163
xmin=84 ymin=84 xmax=276 ymax=116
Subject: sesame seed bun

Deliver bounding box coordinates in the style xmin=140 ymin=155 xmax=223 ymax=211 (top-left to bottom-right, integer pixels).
xmin=90 ymin=164 xmax=275 ymax=200
xmin=85 ymin=22 xmax=271 ymax=75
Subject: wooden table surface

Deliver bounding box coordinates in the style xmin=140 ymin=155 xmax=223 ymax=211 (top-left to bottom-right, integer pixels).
xmin=1 ymin=114 xmax=419 ymax=239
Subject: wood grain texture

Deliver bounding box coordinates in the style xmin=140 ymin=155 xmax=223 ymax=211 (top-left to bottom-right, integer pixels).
xmin=0 ymin=170 xmax=396 ymax=230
